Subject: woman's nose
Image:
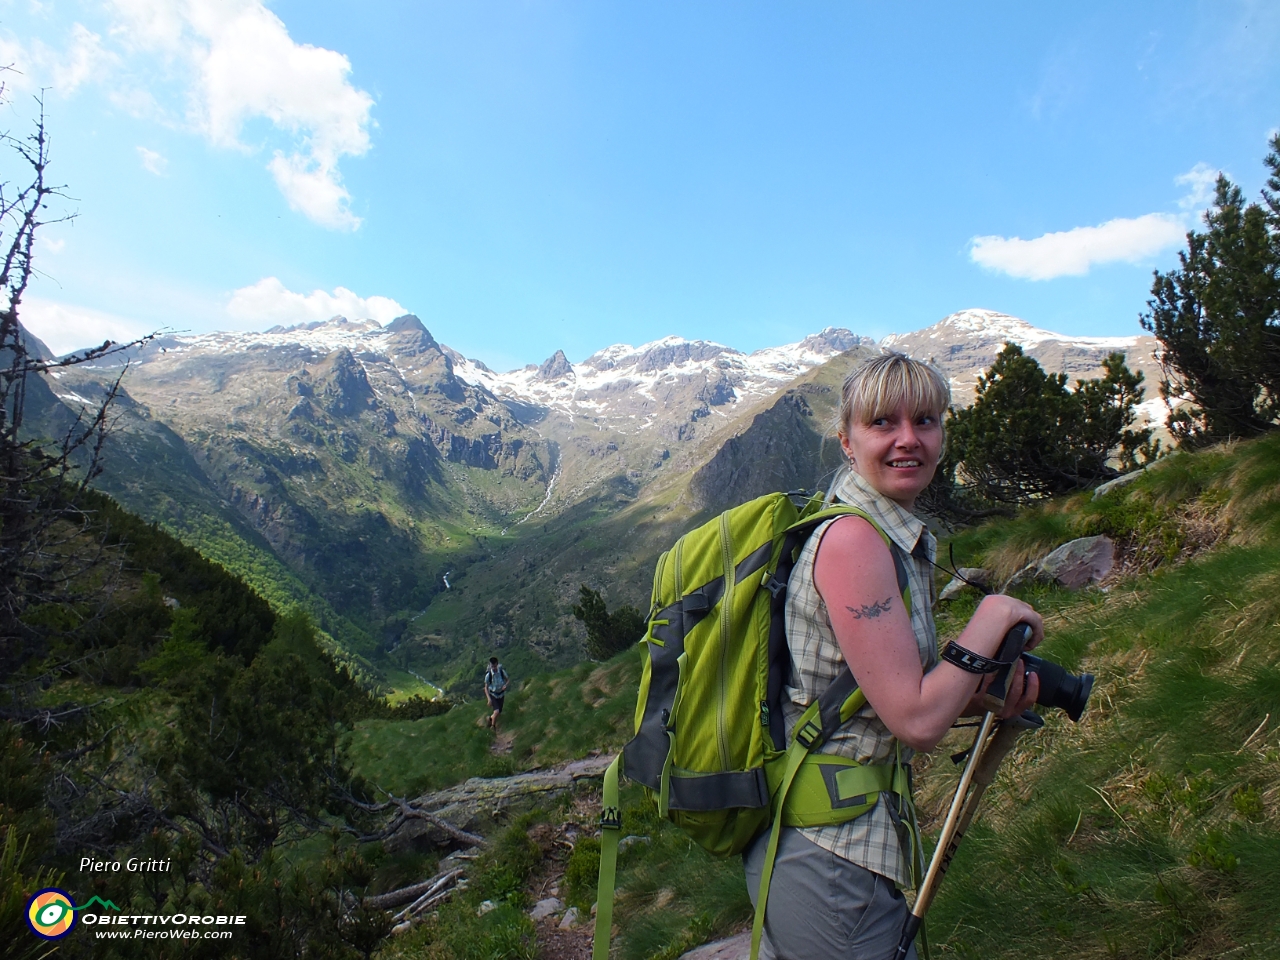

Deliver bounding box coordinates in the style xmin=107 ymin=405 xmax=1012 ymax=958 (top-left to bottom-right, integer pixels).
xmin=895 ymin=423 xmax=921 ymax=448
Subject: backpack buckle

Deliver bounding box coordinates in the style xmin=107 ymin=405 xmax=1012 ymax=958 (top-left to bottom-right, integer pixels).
xmin=762 ymin=574 xmax=787 ymax=599
xmin=795 ymin=720 xmax=822 ymax=750
xmin=600 ymin=806 xmax=622 ymax=831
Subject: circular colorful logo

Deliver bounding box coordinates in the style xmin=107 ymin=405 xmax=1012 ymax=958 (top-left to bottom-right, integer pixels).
xmin=26 ymin=888 xmax=78 ymax=939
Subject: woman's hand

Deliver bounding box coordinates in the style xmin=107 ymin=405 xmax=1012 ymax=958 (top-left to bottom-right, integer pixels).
xmin=963 ymin=659 xmax=1041 ymax=718
xmin=960 ymin=594 xmax=1044 ymax=653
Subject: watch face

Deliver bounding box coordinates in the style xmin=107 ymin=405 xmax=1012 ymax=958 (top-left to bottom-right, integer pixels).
xmin=27 ymin=888 xmax=79 ymax=939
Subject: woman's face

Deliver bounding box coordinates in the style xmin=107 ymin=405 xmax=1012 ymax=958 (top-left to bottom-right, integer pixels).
xmin=839 ymin=401 xmax=943 ymax=510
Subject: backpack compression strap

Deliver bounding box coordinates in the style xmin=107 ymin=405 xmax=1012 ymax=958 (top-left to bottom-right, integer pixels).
xmin=592 ymin=754 xmax=622 ymax=960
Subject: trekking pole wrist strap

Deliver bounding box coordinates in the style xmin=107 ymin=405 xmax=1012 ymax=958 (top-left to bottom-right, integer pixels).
xmin=941 ymin=641 xmax=1010 ymax=674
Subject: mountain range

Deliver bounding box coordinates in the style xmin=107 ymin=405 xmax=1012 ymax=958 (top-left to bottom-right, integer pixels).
xmin=37 ymin=308 xmax=1165 ymax=689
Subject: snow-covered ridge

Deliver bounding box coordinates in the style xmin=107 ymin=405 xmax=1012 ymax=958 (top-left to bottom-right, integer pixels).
xmin=141 ymin=311 xmax=1149 ymax=426
xmin=150 ymin=316 xmax=388 ymax=357
xmin=883 ymin=308 xmax=1140 ymax=351
xmin=449 ymin=326 xmax=867 ymax=414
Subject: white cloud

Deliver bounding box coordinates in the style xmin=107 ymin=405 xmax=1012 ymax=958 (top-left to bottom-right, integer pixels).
xmin=21 ymin=297 xmax=155 ymax=355
xmin=56 ymin=24 xmax=116 ymax=94
xmin=1175 ymin=162 xmax=1220 ymax=210
xmin=968 ymin=163 xmax=1223 ymax=280
xmin=226 ymin=277 xmax=407 ymax=327
xmin=969 ymin=214 xmax=1186 ymax=281
xmin=267 ymin=151 xmax=355 ymax=231
xmin=107 ymin=0 xmax=373 ymax=230
xmin=137 ymin=145 xmax=168 ymax=175
xmin=0 ymin=23 xmax=117 ymax=96
xmin=38 ymin=236 xmax=66 ymax=254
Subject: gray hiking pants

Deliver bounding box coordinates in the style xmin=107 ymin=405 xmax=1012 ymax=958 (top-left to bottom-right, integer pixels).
xmin=743 ymin=827 xmax=918 ymax=960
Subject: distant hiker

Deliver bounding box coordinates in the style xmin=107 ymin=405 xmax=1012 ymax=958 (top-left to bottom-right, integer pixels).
xmin=743 ymin=352 xmax=1044 ymax=959
xmin=484 ymin=657 xmax=509 ymax=731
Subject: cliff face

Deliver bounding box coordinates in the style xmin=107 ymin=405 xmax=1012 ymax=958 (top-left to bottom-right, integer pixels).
xmin=688 ymin=390 xmax=828 ymax=513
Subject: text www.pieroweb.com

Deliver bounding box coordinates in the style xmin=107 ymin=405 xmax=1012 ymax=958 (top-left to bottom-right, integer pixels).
xmin=84 ymin=914 xmax=244 ymax=940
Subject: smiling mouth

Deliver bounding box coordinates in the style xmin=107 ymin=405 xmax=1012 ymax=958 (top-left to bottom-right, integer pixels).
xmin=887 ymin=459 xmax=922 ymax=468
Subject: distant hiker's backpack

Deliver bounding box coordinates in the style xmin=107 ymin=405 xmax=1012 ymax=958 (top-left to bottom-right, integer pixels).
xmin=592 ymin=492 xmax=920 ymax=960
xmin=485 ymin=665 xmax=507 ymax=695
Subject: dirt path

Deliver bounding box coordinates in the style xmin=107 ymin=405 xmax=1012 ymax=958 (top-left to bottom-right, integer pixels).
xmin=535 ymin=920 xmax=592 ymax=960
xmin=490 ymin=730 xmax=515 ymax=755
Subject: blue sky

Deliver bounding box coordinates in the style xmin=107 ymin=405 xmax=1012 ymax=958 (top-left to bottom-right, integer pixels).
xmin=5 ymin=1 xmax=1279 ymax=370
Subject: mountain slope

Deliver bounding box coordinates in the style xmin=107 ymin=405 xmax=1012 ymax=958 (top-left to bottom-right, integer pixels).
xmin=35 ymin=309 xmax=1169 ymax=686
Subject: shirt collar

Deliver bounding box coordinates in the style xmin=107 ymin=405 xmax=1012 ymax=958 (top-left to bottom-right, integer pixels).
xmin=833 ymin=468 xmax=934 ymax=560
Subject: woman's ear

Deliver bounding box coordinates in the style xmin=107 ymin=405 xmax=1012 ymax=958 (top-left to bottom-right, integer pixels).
xmin=837 ymin=429 xmax=855 ymax=465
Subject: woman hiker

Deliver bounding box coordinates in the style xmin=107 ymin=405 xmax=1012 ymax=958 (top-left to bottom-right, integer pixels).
xmin=743 ymin=352 xmax=1044 ymax=959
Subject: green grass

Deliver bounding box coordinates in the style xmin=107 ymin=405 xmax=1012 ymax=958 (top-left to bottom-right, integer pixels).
xmin=347 ymin=652 xmax=641 ymax=796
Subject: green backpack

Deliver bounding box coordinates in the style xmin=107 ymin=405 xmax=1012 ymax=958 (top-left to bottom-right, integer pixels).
xmin=592 ymin=491 xmax=920 ymax=960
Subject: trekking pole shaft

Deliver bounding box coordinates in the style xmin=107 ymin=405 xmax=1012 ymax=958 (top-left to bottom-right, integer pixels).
xmin=912 ymin=711 xmax=995 ymax=919
xmin=895 ymin=713 xmax=1040 ymax=959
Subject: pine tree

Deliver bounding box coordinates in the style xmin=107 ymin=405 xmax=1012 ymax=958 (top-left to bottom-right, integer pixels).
xmin=943 ymin=344 xmax=1153 ymax=505
xmin=1141 ymin=134 xmax=1280 ymax=446
xmin=571 ymin=585 xmax=644 ymax=660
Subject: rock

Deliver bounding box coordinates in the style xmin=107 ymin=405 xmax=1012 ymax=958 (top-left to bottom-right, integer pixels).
xmin=938 ymin=567 xmax=991 ymax=601
xmin=1036 ymin=536 xmax=1114 ymax=589
xmin=392 ymin=921 xmax=412 ymax=936
xmin=1092 ymin=468 xmax=1146 ymax=499
xmin=618 ymin=835 xmax=651 ymax=853
xmin=529 ymin=897 xmax=564 ymax=921
xmin=477 ymin=900 xmax=496 ymax=916
xmin=437 ymin=849 xmax=481 ymax=872
xmin=678 ymin=930 xmax=752 ymax=960
xmin=590 ymin=902 xmax=598 ymax=917
xmin=559 ymin=907 xmax=582 ymax=929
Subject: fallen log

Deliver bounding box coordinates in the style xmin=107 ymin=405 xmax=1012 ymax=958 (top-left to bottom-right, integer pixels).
xmin=392 ymin=869 xmax=463 ymax=922
xmin=384 ymin=754 xmax=614 ymax=853
xmin=365 ymin=869 xmax=460 ymax=910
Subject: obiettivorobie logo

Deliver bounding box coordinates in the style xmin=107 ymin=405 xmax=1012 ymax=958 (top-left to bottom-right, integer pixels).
xmin=26 ymin=889 xmax=246 ymax=943
xmin=26 ymin=889 xmax=121 ymax=939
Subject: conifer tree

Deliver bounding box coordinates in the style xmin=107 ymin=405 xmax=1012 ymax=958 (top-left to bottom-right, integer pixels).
xmin=1141 ymin=134 xmax=1280 ymax=446
xmin=943 ymin=344 xmax=1153 ymax=505
xmin=572 ymin=585 xmax=644 ymax=660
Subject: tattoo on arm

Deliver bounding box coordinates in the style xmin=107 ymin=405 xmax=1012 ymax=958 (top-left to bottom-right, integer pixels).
xmin=846 ymin=597 xmax=893 ymax=620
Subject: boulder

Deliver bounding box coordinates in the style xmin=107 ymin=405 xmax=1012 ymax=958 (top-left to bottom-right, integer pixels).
xmin=938 ymin=567 xmax=991 ymax=601
xmin=678 ymin=930 xmax=752 ymax=960
xmin=530 ymin=897 xmax=564 ymax=921
xmin=1036 ymin=536 xmax=1114 ymax=589
xmin=1092 ymin=468 xmax=1146 ymax=499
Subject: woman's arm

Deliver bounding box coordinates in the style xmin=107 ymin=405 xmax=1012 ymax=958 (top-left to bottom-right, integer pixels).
xmin=812 ymin=516 xmax=1042 ymax=752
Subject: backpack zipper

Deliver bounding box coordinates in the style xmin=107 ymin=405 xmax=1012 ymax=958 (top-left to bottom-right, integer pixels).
xmin=716 ymin=512 xmax=733 ymax=771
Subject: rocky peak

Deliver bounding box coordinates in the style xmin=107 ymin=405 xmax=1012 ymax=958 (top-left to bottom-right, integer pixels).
xmin=633 ymin=338 xmax=736 ymax=374
xmin=797 ymin=327 xmax=869 ymax=355
xmin=536 ymin=350 xmax=575 ymax=381
xmin=384 ymin=313 xmax=428 ymax=335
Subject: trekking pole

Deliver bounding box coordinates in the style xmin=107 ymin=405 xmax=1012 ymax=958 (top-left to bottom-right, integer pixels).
xmin=894 ymin=622 xmax=1036 ymax=959
xmin=893 ymin=709 xmax=1043 ymax=958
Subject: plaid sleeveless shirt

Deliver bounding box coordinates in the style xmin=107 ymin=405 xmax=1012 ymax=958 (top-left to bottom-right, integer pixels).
xmin=782 ymin=468 xmax=938 ymax=886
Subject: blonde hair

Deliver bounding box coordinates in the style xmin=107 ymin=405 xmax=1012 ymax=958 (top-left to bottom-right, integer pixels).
xmin=837 ymin=351 xmax=951 ymax=434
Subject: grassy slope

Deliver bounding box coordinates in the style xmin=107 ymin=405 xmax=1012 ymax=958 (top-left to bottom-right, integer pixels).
xmin=918 ymin=434 xmax=1280 ymax=959
xmin=365 ymin=431 xmax=1280 ymax=960
xmin=348 ymin=655 xmax=641 ymax=796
